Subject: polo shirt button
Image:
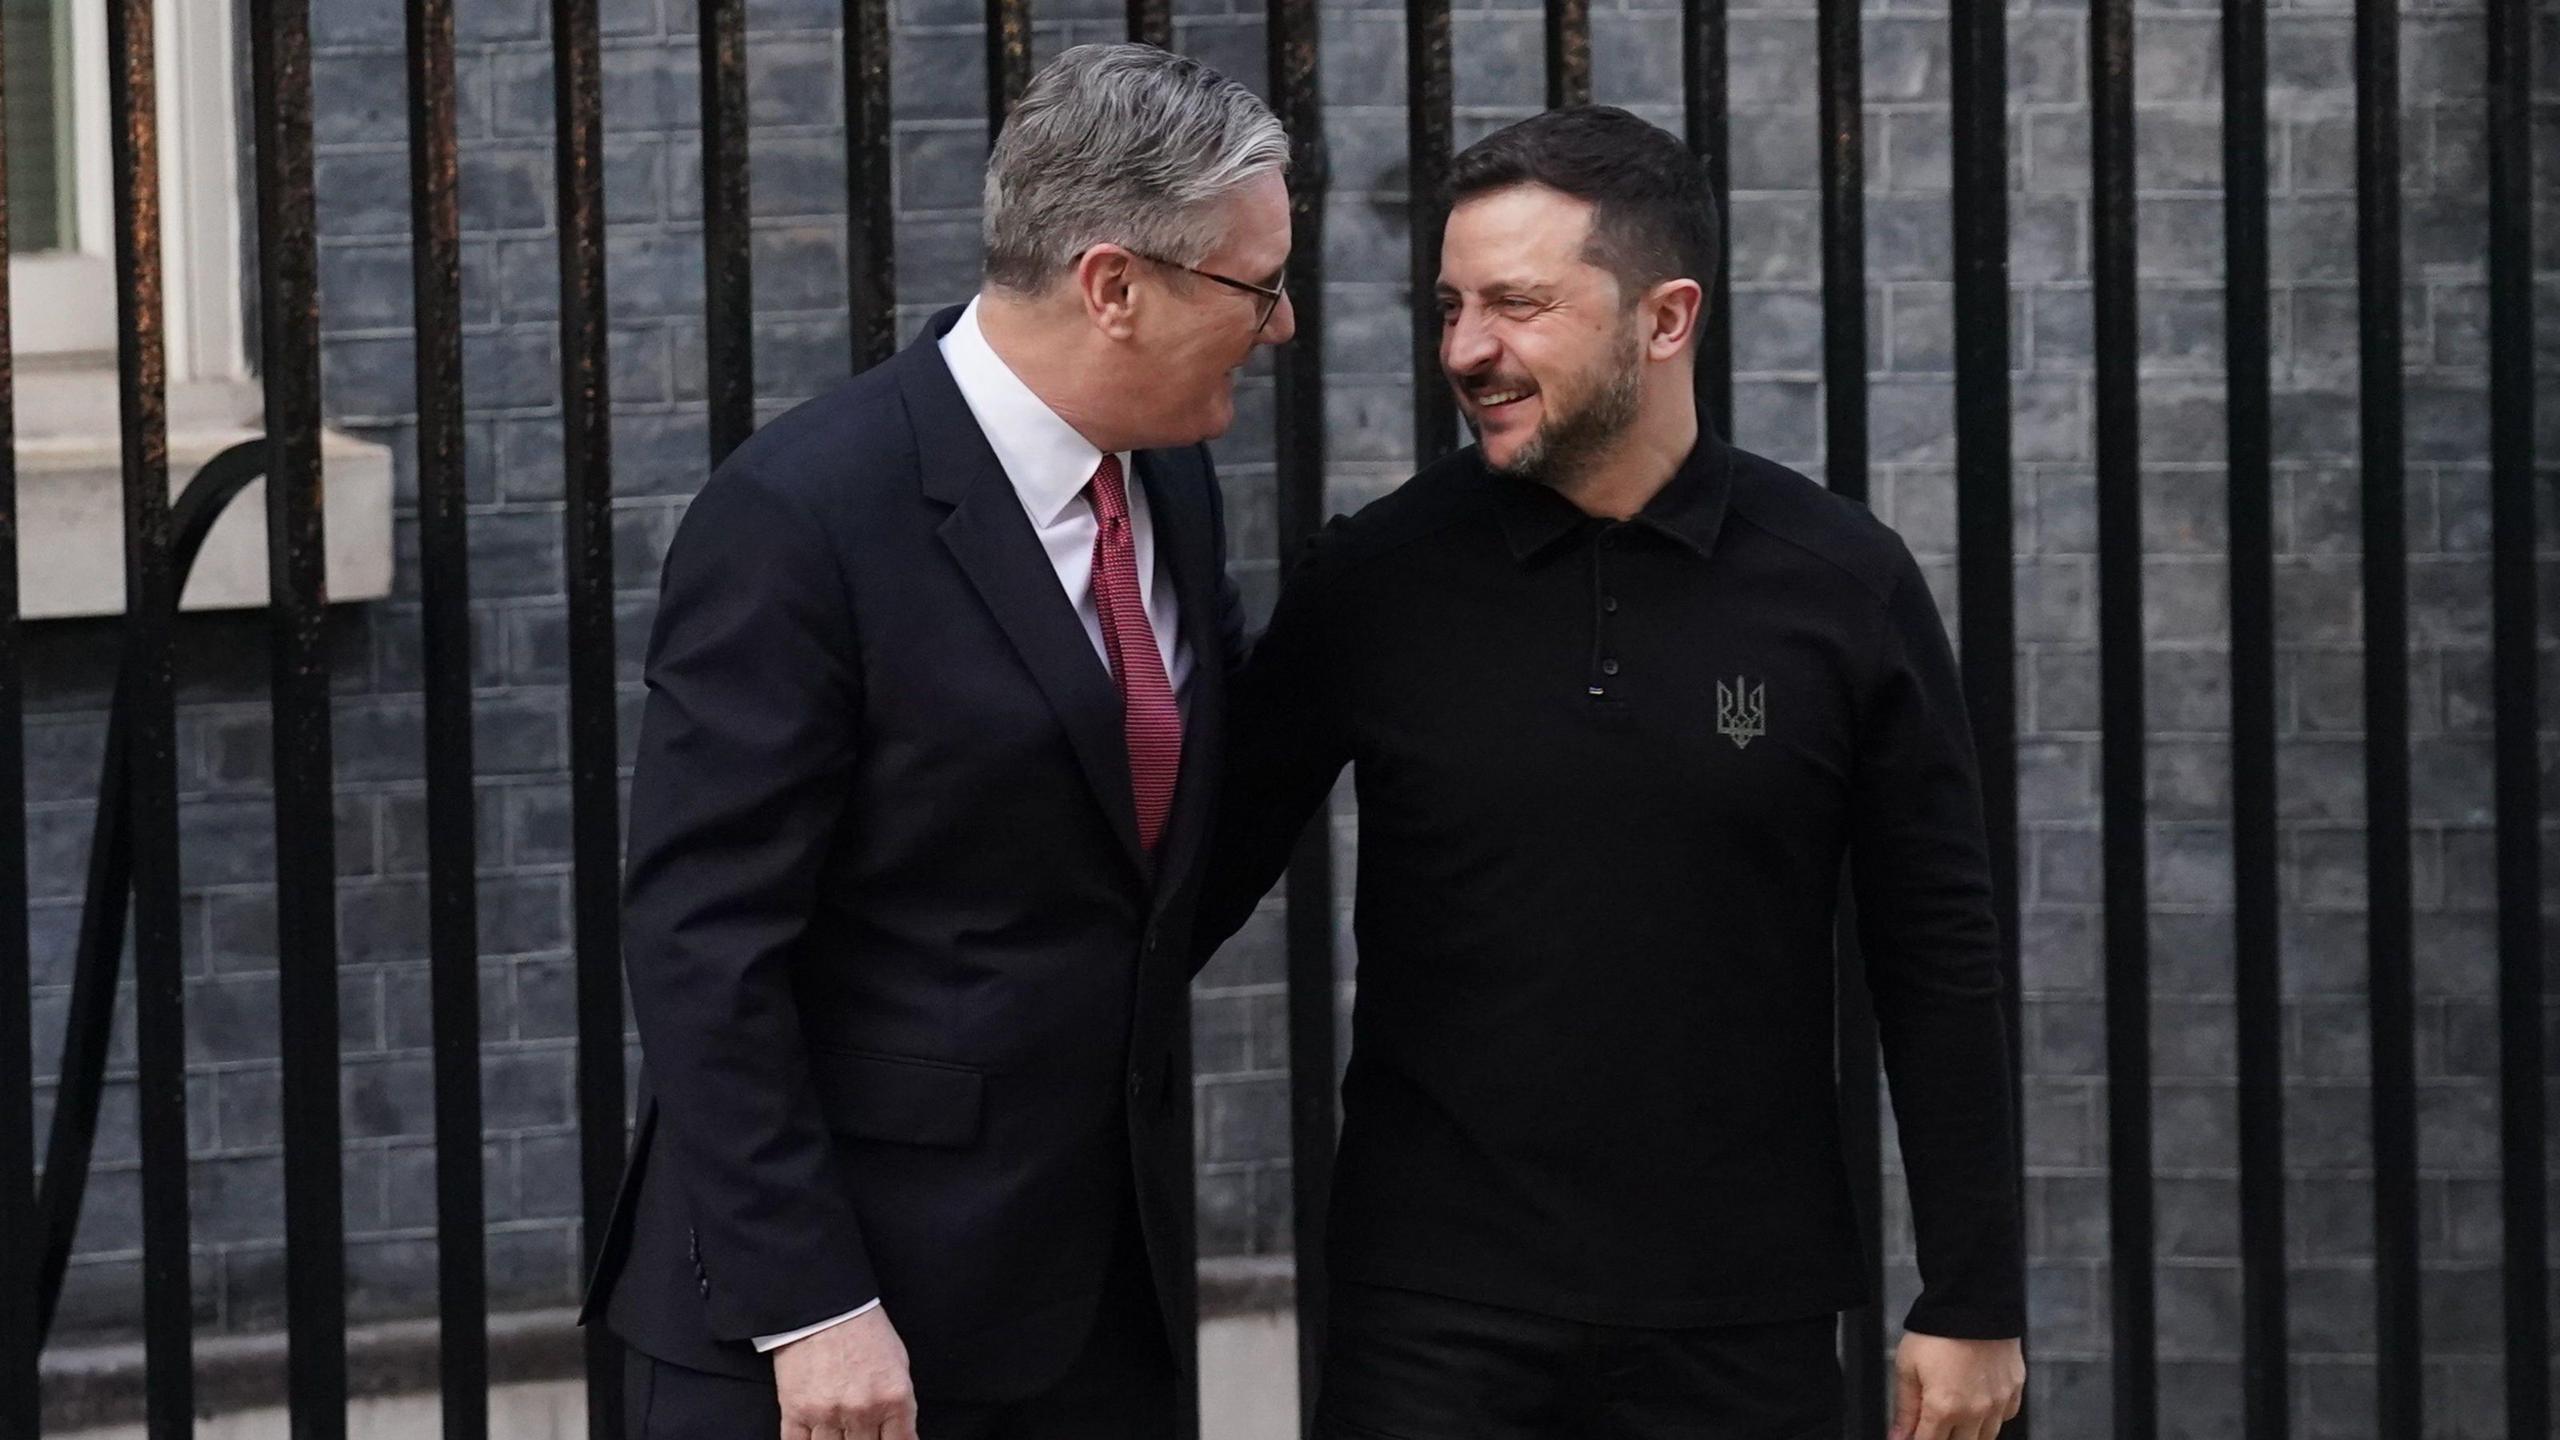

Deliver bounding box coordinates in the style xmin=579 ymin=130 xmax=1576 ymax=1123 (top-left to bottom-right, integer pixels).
xmin=1602 ymin=596 xmax=1618 ymax=613
xmin=1601 ymin=658 xmax=1620 ymax=676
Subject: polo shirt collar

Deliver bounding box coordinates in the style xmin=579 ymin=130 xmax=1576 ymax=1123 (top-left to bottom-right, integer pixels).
xmin=1488 ymin=423 xmax=1733 ymax=564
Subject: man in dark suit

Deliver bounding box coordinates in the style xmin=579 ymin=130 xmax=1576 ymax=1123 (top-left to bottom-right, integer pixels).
xmin=581 ymin=43 xmax=1295 ymax=1440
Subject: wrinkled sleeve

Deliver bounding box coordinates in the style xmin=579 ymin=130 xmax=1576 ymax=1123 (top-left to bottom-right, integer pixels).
xmin=1850 ymin=544 xmax=2026 ymax=1340
xmin=620 ymin=466 xmax=878 ymax=1341
xmin=1194 ymin=525 xmax=1354 ymax=968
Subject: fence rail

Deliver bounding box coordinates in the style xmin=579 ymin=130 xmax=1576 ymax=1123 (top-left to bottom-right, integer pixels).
xmin=5 ymin=0 xmax=2547 ymax=1437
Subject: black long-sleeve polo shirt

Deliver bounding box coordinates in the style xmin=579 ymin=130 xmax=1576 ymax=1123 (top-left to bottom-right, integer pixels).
xmin=1200 ymin=429 xmax=2025 ymax=1339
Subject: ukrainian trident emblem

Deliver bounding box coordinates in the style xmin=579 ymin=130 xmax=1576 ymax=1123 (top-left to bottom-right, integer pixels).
xmin=1716 ymin=677 xmax=1765 ymax=750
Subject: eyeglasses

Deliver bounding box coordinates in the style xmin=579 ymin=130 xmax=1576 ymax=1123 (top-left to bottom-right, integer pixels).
xmin=1117 ymin=246 xmax=1287 ymax=333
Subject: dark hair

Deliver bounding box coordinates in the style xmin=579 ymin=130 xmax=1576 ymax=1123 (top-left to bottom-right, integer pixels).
xmin=1446 ymin=105 xmax=1720 ymax=309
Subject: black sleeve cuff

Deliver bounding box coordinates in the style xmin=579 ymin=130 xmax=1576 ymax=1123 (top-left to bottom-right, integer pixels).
xmin=1901 ymin=1293 xmax=2026 ymax=1342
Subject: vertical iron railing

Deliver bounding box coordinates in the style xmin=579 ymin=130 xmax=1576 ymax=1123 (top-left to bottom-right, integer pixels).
xmin=2353 ymin=0 xmax=2419 ymax=1425
xmin=107 ymin=3 xmax=196 ymax=1435
xmin=1269 ymin=0 xmax=1335 ymax=1424
xmin=549 ymin=0 xmax=627 ymax=1434
xmin=407 ymin=0 xmax=490 ymax=1435
xmin=2220 ymin=0 xmax=2288 ymax=1427
xmin=1814 ymin=0 xmax=1884 ymax=1426
xmin=2090 ymin=0 xmax=2156 ymax=1427
xmin=1947 ymin=0 xmax=2022 ymax=1423
xmin=1545 ymin=0 xmax=1589 ymax=110
xmin=0 ymin=6 xmax=31 ymax=1433
xmin=987 ymin=0 xmax=1032 ymax=142
xmin=1681 ymin=0 xmax=1730 ymax=438
xmin=1406 ymin=0 xmax=1454 ymax=465
xmin=252 ymin=0 xmax=352 ymax=1434
xmin=702 ymin=0 xmax=756 ymax=467
xmin=2484 ymin=0 xmax=2549 ymax=1436
xmin=846 ymin=0 xmax=897 ymax=366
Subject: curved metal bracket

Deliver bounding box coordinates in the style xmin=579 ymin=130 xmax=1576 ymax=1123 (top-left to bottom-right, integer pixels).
xmin=33 ymin=437 xmax=272 ymax=1343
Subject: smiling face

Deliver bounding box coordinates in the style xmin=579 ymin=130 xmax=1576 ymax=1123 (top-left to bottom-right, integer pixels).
xmin=1119 ymin=171 xmax=1297 ymax=448
xmin=1437 ymin=184 xmax=1648 ymax=484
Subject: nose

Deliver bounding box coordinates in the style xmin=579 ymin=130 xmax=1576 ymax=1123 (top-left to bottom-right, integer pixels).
xmin=1259 ymin=288 xmax=1298 ymax=347
xmin=1440 ymin=303 xmax=1498 ymax=379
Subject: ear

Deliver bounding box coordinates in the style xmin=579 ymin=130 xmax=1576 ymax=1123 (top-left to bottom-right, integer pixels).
xmin=1073 ymin=245 xmax=1143 ymax=341
xmin=1641 ymin=277 xmax=1704 ymax=362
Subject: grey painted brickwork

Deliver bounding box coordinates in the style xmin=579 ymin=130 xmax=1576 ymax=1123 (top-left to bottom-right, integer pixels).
xmin=21 ymin=0 xmax=2560 ymax=1432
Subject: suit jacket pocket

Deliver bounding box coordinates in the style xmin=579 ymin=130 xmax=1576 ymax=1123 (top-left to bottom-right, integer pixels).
xmin=808 ymin=1046 xmax=986 ymax=1148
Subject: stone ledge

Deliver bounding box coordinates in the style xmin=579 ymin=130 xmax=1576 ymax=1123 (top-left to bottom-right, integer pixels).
xmin=13 ymin=371 xmax=395 ymax=620
xmin=41 ymin=1308 xmax=584 ymax=1434
xmin=41 ymin=1260 xmax=1300 ymax=1431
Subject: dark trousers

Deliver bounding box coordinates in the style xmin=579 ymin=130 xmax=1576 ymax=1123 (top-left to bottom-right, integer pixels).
xmin=1312 ymin=1281 xmax=1842 ymax=1440
xmin=625 ymin=1222 xmax=1177 ymax=1440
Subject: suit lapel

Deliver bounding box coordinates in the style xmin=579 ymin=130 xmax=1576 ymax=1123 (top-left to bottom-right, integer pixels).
xmin=902 ymin=318 xmax=1149 ymax=874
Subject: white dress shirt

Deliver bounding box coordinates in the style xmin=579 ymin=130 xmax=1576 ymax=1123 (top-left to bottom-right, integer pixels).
xmin=946 ymin=296 xmax=1190 ymax=691
xmin=753 ymin=297 xmax=1189 ymax=1354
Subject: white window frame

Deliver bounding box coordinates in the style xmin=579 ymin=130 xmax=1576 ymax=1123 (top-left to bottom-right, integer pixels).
xmin=12 ymin=0 xmax=244 ymax=381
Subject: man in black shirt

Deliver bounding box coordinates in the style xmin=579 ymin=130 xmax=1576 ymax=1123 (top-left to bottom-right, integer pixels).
xmin=1200 ymin=107 xmax=2026 ymax=1439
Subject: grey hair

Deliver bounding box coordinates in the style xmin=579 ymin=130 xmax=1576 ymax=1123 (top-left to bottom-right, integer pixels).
xmin=982 ymin=44 xmax=1288 ymax=295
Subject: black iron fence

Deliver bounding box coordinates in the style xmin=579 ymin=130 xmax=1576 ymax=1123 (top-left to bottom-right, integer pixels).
xmin=4 ymin=0 xmax=2548 ymax=1438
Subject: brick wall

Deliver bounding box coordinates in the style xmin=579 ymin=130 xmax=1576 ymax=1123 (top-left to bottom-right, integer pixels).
xmin=23 ymin=0 xmax=2557 ymax=1432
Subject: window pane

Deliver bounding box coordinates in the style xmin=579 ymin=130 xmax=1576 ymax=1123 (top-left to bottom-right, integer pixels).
xmin=5 ymin=0 xmax=69 ymax=253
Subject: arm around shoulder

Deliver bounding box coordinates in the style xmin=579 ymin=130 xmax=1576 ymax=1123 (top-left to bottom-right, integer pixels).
xmin=1193 ymin=523 xmax=1355 ymax=969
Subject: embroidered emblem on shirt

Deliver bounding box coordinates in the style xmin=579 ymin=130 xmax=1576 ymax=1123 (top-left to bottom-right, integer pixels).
xmin=1716 ymin=677 xmax=1765 ymax=750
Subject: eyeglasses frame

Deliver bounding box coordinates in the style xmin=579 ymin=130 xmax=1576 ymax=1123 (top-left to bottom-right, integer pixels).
xmin=1108 ymin=245 xmax=1288 ymax=333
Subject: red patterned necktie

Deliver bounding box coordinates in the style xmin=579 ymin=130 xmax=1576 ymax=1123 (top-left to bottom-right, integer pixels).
xmin=1086 ymin=454 xmax=1183 ymax=853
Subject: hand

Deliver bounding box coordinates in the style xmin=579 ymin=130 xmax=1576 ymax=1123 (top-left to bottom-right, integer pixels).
xmin=1889 ymin=1332 xmax=2023 ymax=1440
xmin=770 ymin=1305 xmax=919 ymax=1440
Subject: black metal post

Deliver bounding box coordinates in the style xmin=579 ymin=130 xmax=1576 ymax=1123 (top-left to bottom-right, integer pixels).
xmin=2484 ymin=0 xmax=2548 ymax=1433
xmin=2220 ymin=0 xmax=2287 ymax=1430
xmin=845 ymin=0 xmax=896 ymax=368
xmin=107 ymin=2 xmax=193 ymax=1433
xmin=1129 ymin=0 xmax=1171 ymax=49
xmin=2351 ymin=0 xmax=2419 ymax=1423
xmin=987 ymin=0 xmax=1032 ymax=144
xmin=1948 ymin=0 xmax=2022 ymax=1427
xmin=407 ymin=0 xmax=489 ymax=1434
xmin=250 ymin=0 xmax=352 ymax=1432
xmin=551 ymin=0 xmax=627 ymax=1432
xmin=1814 ymin=0 xmax=1882 ymax=1426
xmin=1271 ymin=0 xmax=1334 ymax=1423
xmin=2091 ymin=0 xmax=2155 ymax=1428
xmin=1545 ymin=0 xmax=1589 ymax=109
xmin=1406 ymin=0 xmax=1455 ymax=465
xmin=1947 ymin=0 xmax=2019 ymax=1287
xmin=701 ymin=0 xmax=756 ymax=466
xmin=1682 ymin=0 xmax=1731 ymax=437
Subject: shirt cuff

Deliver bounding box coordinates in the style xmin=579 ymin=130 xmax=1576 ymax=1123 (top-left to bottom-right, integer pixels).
xmin=752 ymin=1298 xmax=882 ymax=1353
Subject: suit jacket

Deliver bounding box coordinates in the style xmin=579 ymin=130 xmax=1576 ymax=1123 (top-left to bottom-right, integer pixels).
xmin=581 ymin=306 xmax=1247 ymax=1402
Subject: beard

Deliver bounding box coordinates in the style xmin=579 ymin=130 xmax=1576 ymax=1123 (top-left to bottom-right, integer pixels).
xmin=1470 ymin=321 xmax=1645 ymax=488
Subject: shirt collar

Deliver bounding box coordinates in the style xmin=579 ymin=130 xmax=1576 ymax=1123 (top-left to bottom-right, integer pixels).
xmin=1487 ymin=424 xmax=1733 ymax=564
xmin=938 ymin=295 xmax=1125 ymax=528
